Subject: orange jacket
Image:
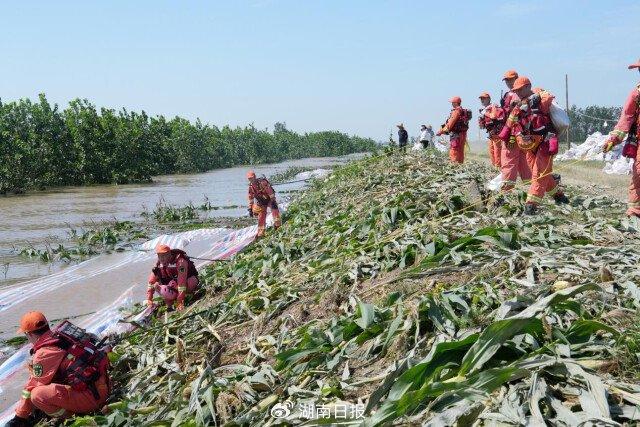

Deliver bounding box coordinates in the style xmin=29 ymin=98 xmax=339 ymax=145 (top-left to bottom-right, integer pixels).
xmin=16 ymin=331 xmax=67 ymax=418
xmin=479 ymin=104 xmax=505 ymax=135
xmin=501 ymin=90 xmax=520 ymax=115
xmin=507 ymin=88 xmax=554 ymax=137
xmin=147 ymin=250 xmax=194 ymax=304
xmin=248 ymin=178 xmax=276 ymax=208
xmin=610 ymin=84 xmax=640 ymax=143
xmin=442 ymin=107 xmax=462 ymax=133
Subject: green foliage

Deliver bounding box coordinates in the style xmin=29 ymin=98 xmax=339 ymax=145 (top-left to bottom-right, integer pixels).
xmin=568 ymin=105 xmax=622 ymax=142
xmin=0 ymin=95 xmax=376 ymax=193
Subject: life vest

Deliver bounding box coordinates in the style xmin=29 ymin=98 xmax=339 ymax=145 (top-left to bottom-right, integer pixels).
xmin=152 ymin=249 xmax=198 ymax=286
xmin=510 ymin=88 xmax=555 ymax=140
xmin=622 ymin=86 xmax=640 ymax=158
xmin=451 ymin=108 xmax=472 ymax=133
xmin=500 ymin=91 xmax=520 ymax=116
xmin=249 ymin=177 xmax=276 ymax=206
xmin=479 ymin=105 xmax=506 ymax=134
xmin=33 ymin=321 xmax=110 ymax=400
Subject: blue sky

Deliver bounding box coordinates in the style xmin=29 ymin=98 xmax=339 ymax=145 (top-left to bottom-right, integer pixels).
xmin=1 ymin=1 xmax=638 ymax=140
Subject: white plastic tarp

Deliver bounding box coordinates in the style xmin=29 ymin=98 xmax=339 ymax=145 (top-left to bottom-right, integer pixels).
xmin=0 ymin=224 xmax=260 ymax=421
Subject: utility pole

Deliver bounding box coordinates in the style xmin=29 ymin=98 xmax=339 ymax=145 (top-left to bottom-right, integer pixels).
xmin=565 ymin=74 xmax=570 ymax=149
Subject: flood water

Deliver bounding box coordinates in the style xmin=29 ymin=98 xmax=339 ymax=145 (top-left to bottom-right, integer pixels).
xmin=0 ymin=155 xmax=358 ymax=288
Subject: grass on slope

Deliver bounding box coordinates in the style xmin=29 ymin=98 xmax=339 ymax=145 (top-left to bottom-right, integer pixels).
xmin=69 ymin=149 xmax=640 ymax=426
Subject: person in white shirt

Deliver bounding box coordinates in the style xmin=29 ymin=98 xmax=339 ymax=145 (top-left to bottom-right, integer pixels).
xmin=418 ymin=125 xmax=434 ymax=149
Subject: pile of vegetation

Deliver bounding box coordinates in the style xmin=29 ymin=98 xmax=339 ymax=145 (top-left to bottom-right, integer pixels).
xmin=69 ymin=150 xmax=640 ymax=425
xmin=0 ymin=94 xmax=376 ymax=193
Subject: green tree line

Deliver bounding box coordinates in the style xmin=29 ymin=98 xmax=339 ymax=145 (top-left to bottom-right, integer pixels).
xmin=0 ymin=94 xmax=377 ymax=194
xmin=568 ymin=105 xmax=622 ymax=143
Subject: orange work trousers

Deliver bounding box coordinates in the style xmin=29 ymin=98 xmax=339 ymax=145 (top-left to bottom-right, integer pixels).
xmin=500 ymin=142 xmax=531 ymax=191
xmin=627 ymin=148 xmax=640 ymax=216
xmin=30 ymin=379 xmax=108 ymax=418
xmin=257 ymin=204 xmax=281 ymax=237
xmin=526 ymin=148 xmax=559 ymax=204
xmin=449 ymin=132 xmax=466 ymax=164
xmin=488 ymin=136 xmax=502 ymax=168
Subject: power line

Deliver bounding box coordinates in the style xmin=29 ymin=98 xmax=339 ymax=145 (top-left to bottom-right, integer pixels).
xmin=572 ymin=110 xmax=615 ymax=124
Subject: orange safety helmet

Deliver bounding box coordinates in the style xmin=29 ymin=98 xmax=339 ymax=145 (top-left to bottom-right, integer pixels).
xmin=628 ymin=58 xmax=640 ymax=69
xmin=502 ymin=70 xmax=518 ymax=80
xmin=246 ymin=170 xmax=256 ymax=179
xmin=449 ymin=96 xmax=462 ymax=104
xmin=155 ymin=244 xmax=171 ymax=254
xmin=17 ymin=311 xmax=49 ymax=333
xmin=478 ymin=92 xmax=490 ymax=99
xmin=512 ymin=76 xmax=532 ymax=91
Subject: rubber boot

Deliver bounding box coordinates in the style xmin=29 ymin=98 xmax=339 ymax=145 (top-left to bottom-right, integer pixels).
xmin=524 ymin=203 xmax=538 ymax=215
xmin=553 ymin=193 xmax=569 ymax=205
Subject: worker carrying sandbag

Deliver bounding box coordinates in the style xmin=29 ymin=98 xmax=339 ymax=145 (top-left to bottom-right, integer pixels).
xmin=478 ymin=92 xmax=504 ymax=168
xmin=247 ymin=170 xmax=281 ymax=237
xmin=502 ymin=76 xmax=569 ymax=215
xmin=437 ymin=96 xmax=471 ymax=164
xmin=498 ymin=70 xmax=532 ymax=192
xmin=147 ymin=244 xmax=199 ymax=311
xmin=6 ymin=312 xmax=110 ymax=426
xmin=603 ymin=58 xmax=640 ymax=217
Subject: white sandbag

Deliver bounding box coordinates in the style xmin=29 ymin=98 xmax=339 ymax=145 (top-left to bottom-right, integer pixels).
xmin=603 ymin=157 xmax=633 ymax=175
xmin=550 ymin=101 xmax=570 ymax=140
xmin=555 ymin=131 xmax=631 ymax=175
xmin=294 ymin=169 xmax=330 ymax=180
xmin=486 ymin=173 xmax=503 ymax=191
xmin=433 ymin=137 xmax=448 ymax=153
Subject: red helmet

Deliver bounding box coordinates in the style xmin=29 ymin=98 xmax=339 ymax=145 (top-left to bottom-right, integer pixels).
xmin=246 ymin=170 xmax=256 ymax=179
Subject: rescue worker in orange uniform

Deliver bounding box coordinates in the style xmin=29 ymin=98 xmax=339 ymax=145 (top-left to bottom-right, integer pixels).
xmin=247 ymin=170 xmax=281 ymax=237
xmin=147 ymin=244 xmax=199 ymax=311
xmin=498 ymin=70 xmax=532 ymax=191
xmin=6 ymin=312 xmax=109 ymax=426
xmin=478 ymin=92 xmax=504 ymax=168
xmin=437 ymin=96 xmax=469 ymax=164
xmin=506 ymin=76 xmax=569 ymax=214
xmin=603 ymin=58 xmax=640 ymax=216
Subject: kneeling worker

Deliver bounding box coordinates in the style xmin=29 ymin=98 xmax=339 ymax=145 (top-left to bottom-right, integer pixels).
xmin=6 ymin=312 xmax=110 ymax=426
xmin=147 ymin=244 xmax=199 ymax=311
xmin=247 ymin=170 xmax=281 ymax=237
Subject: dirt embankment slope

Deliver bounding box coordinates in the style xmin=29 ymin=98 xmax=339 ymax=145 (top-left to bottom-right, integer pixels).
xmin=78 ymin=150 xmax=640 ymax=426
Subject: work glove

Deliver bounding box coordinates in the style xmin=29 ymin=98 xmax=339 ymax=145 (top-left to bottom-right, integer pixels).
xmin=602 ymin=135 xmax=619 ymax=153
xmin=6 ymin=416 xmax=31 ymax=427
xmin=176 ymin=301 xmax=185 ymax=311
xmin=146 ymin=299 xmax=154 ymax=307
xmin=247 ymin=208 xmax=254 ymax=218
xmin=547 ymin=135 xmax=559 ymax=155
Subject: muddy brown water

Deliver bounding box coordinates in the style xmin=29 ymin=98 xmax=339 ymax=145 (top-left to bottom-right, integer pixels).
xmin=0 ymin=155 xmax=358 ymax=288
